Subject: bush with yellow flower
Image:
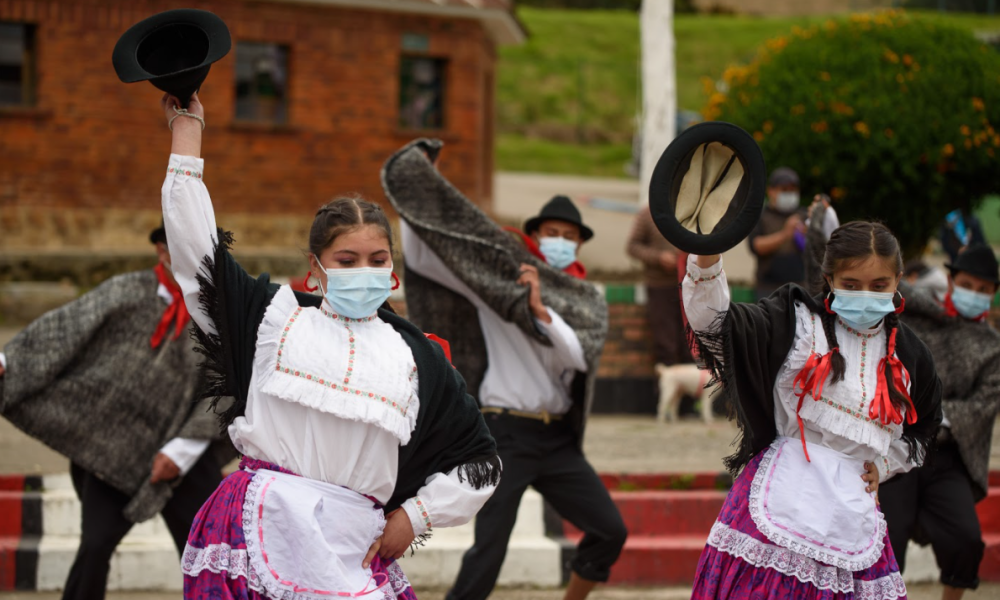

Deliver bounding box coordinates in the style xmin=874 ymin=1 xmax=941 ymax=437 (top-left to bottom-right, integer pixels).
xmin=704 ymin=10 xmax=1000 ymax=257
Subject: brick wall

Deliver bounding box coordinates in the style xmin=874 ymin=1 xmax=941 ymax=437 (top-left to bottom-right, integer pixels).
xmin=0 ymin=0 xmax=497 ymax=250
xmin=598 ymin=301 xmax=656 ymax=379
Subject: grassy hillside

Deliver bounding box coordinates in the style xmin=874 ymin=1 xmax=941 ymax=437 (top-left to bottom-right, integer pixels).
xmin=496 ymin=7 xmax=1000 ymax=176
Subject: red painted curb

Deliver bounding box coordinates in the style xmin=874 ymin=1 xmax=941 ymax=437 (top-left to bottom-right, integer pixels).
xmin=0 ymin=493 xmax=23 ymax=540
xmin=599 ymin=472 xmax=732 ymax=492
xmin=0 ymin=477 xmax=26 ymax=493
xmin=565 ymin=490 xmax=726 ymax=538
xmin=0 ymin=537 xmax=16 ymax=591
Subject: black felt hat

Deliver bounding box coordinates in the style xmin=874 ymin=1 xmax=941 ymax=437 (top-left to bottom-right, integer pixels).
xmin=648 ymin=121 xmax=767 ymax=255
xmin=947 ymin=244 xmax=1000 ymax=284
xmin=149 ymin=221 xmax=167 ymax=245
xmin=113 ymin=9 xmax=231 ymax=107
xmin=524 ymin=195 xmax=594 ymax=241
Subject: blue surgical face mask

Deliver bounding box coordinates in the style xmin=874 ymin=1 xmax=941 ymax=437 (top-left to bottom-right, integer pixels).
xmin=316 ymin=263 xmax=393 ymax=319
xmin=830 ymin=289 xmax=897 ymax=330
xmin=538 ymin=237 xmax=578 ymax=270
xmin=951 ymin=286 xmax=992 ymax=320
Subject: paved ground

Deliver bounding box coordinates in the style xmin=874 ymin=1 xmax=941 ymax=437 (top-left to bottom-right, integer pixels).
xmin=2 ymin=583 xmax=1000 ymax=599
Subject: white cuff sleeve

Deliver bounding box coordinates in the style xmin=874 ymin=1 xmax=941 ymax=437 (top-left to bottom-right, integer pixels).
xmin=535 ymin=308 xmax=588 ymax=372
xmin=682 ymin=255 xmax=730 ymax=332
xmin=159 ymin=437 xmax=211 ymax=476
xmin=0 ymin=352 xmax=6 ymax=370
xmin=161 ymin=153 xmax=218 ymax=335
xmin=400 ymin=464 xmax=500 ymax=536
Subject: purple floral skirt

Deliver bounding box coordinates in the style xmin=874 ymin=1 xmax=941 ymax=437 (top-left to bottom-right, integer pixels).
xmin=692 ymin=450 xmax=907 ymax=600
xmin=182 ymin=457 xmax=417 ymax=600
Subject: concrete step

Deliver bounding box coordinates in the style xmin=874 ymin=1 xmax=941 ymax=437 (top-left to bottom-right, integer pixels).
xmin=563 ymin=490 xmax=726 ymax=539
xmin=977 ymin=487 xmax=1000 ymax=534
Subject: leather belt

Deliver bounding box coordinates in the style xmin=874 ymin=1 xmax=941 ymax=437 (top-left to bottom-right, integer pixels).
xmin=481 ymin=406 xmax=564 ymax=425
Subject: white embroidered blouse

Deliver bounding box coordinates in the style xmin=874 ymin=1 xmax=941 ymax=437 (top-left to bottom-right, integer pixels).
xmin=161 ymin=154 xmax=495 ymax=536
xmin=682 ymin=256 xmax=917 ymax=482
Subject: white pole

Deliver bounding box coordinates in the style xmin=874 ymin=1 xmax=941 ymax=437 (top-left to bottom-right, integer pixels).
xmin=639 ymin=0 xmax=677 ymax=205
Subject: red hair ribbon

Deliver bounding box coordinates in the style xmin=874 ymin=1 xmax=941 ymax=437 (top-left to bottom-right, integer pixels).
xmin=791 ymin=347 xmax=839 ymax=462
xmin=151 ymin=263 xmax=191 ymax=349
xmin=869 ymin=328 xmax=917 ymax=426
xmin=824 ymin=297 xmax=836 ymax=315
xmin=392 ymin=272 xmax=401 ymax=291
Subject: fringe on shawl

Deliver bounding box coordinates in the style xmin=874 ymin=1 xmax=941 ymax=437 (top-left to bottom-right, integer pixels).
xmin=686 ymin=309 xmax=758 ymax=476
xmin=455 ymin=454 xmax=503 ymax=490
xmin=409 ymin=532 xmax=433 ymax=556
xmin=191 ymin=229 xmax=244 ymax=434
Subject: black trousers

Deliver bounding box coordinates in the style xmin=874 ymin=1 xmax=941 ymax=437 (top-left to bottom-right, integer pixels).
xmin=61 ymin=454 xmax=223 ymax=600
xmin=447 ymin=414 xmax=627 ymax=600
xmin=880 ymin=442 xmax=984 ymax=590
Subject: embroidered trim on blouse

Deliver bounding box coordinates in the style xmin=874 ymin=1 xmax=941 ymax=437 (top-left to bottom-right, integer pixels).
xmin=748 ymin=441 xmax=887 ymax=571
xmin=838 ymin=318 xmax=883 ymax=338
xmin=800 ymin=313 xmax=899 ymax=456
xmin=167 ymin=167 xmax=203 ymax=179
xmin=413 ymin=496 xmax=433 ymax=530
xmin=707 ymin=521 xmax=906 ymax=599
xmin=686 ymin=271 xmax=721 ymax=285
xmin=275 ymin=307 xmax=413 ymax=417
xmin=320 ymin=305 xmax=378 ymax=323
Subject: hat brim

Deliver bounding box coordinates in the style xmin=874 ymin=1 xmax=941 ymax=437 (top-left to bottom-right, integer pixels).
xmin=112 ymin=9 xmax=231 ymax=84
xmin=649 ymin=121 xmax=766 ymax=255
xmin=524 ymin=216 xmax=594 ymax=242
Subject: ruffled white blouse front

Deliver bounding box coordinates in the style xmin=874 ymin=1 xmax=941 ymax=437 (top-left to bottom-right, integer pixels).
xmin=682 ymin=256 xmax=915 ymax=482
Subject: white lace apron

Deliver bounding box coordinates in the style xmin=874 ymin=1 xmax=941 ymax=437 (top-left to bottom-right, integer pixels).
xmin=244 ymin=469 xmax=388 ymax=599
xmin=749 ymin=437 xmax=886 ymax=571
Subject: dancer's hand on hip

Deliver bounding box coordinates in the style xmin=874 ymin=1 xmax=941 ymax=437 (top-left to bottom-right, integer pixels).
xmin=379 ymin=508 xmax=416 ymax=561
xmin=149 ymin=452 xmax=180 ymax=483
xmin=862 ymin=461 xmax=880 ymax=501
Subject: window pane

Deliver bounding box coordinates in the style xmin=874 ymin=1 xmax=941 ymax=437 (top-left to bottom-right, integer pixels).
xmin=399 ymin=57 xmax=445 ymax=130
xmin=234 ymin=42 xmax=288 ymax=123
xmin=0 ymin=23 xmax=32 ymax=107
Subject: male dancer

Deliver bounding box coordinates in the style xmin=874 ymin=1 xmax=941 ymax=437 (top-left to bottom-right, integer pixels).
xmin=881 ymin=244 xmax=1000 ymax=600
xmin=382 ymin=140 xmax=626 ymax=600
xmin=0 ymin=225 xmax=233 ymax=600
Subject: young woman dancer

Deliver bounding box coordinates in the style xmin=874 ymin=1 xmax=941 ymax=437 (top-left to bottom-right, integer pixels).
xmin=159 ymin=93 xmax=501 ymax=600
xmin=686 ymin=203 xmax=942 ymax=599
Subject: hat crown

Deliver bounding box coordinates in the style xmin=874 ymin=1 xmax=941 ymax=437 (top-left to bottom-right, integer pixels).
xmin=540 ymin=195 xmax=582 ymax=222
xmin=136 ymin=23 xmax=210 ymax=77
xmin=951 ymin=244 xmax=1000 ymax=283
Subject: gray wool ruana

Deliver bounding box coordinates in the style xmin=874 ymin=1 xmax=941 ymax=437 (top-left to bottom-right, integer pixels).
xmin=381 ymin=139 xmax=608 ymax=442
xmin=896 ymin=283 xmax=1000 ymax=502
xmin=0 ymin=270 xmax=233 ymax=522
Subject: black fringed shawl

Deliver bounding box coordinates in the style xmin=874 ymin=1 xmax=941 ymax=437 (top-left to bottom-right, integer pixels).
xmin=688 ymin=284 xmax=943 ymax=476
xmin=194 ymin=231 xmax=500 ymax=512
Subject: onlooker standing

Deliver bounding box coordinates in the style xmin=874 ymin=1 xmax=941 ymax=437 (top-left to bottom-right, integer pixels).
xmin=627 ymin=205 xmax=691 ymax=366
xmin=747 ymin=167 xmax=807 ymax=300
xmin=940 ymin=208 xmax=987 ymax=264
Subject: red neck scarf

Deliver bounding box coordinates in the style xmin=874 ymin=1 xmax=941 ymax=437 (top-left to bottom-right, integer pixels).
xmin=502 ymin=226 xmax=587 ymax=280
xmin=151 ymin=263 xmax=191 ymax=349
xmin=942 ymin=292 xmax=989 ymax=322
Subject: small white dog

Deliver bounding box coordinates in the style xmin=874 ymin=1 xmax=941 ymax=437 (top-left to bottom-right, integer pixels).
xmin=655 ymin=363 xmax=719 ymax=424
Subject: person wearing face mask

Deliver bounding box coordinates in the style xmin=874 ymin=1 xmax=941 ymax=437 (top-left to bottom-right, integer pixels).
xmin=747 ymin=167 xmax=808 ymax=301
xmin=685 ymin=200 xmax=942 ymax=599
xmin=159 ymin=94 xmax=500 ymax=600
xmin=384 ymin=142 xmax=625 ymax=600
xmin=877 ymin=244 xmax=1000 ymax=600
xmin=0 ymin=224 xmax=234 ymax=600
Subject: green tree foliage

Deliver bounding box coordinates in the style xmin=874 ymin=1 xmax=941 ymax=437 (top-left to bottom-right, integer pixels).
xmin=705 ymin=10 xmax=1000 ymax=257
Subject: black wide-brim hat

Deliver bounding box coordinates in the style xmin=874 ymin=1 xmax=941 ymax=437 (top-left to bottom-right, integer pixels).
xmin=649 ymin=121 xmax=767 ymax=255
xmin=113 ymin=9 xmax=231 ymax=105
xmin=524 ymin=195 xmax=594 ymax=241
xmin=946 ymin=243 xmax=1000 ymax=284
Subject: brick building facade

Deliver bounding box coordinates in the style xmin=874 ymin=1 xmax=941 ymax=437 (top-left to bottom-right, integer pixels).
xmin=0 ymin=0 xmax=522 ymax=251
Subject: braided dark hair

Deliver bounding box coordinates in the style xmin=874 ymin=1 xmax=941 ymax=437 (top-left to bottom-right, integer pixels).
xmin=308 ymin=195 xmax=394 ymax=257
xmin=819 ymin=221 xmax=907 ymax=413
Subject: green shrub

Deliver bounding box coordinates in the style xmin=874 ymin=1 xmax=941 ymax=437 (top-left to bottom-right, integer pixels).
xmin=704 ymin=10 xmax=1000 ymax=257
